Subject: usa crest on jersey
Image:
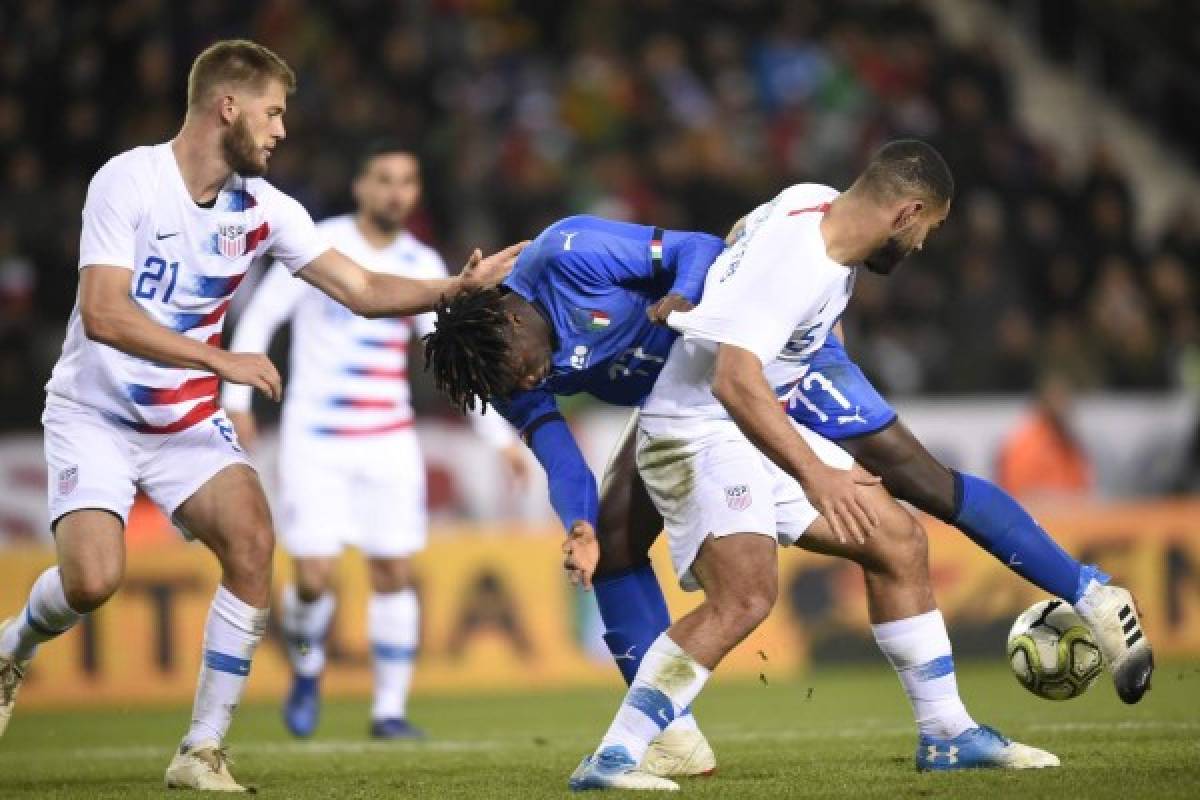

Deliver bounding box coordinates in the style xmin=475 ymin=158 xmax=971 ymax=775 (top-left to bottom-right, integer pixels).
xmin=216 ymin=222 xmax=247 ymax=259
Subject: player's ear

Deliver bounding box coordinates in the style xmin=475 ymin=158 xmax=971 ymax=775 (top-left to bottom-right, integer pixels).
xmin=218 ymin=93 xmax=238 ymax=125
xmin=893 ymin=201 xmax=924 ymax=232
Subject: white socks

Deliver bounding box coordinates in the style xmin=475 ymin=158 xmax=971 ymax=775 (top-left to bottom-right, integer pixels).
xmin=281 ymin=586 xmax=336 ymax=678
xmin=598 ymin=634 xmax=710 ymax=763
xmin=0 ymin=567 xmax=81 ymax=661
xmin=369 ymin=589 xmax=419 ymax=720
xmin=872 ymin=609 xmax=976 ymax=739
xmin=183 ymin=586 xmax=268 ymax=748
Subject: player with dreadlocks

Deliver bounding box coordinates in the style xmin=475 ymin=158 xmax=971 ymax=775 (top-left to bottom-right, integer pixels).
xmin=426 ymin=214 xmax=724 ymax=778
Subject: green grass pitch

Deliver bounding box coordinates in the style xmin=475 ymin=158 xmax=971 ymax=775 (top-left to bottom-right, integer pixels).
xmin=2 ymin=661 xmax=1197 ymax=798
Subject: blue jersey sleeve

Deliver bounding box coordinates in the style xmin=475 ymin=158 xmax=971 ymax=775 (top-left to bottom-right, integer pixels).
xmin=662 ymin=231 xmax=725 ymax=303
xmin=494 ymin=389 xmax=599 ymax=532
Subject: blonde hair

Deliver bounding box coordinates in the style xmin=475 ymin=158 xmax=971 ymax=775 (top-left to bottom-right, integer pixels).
xmin=187 ymin=39 xmax=296 ymax=110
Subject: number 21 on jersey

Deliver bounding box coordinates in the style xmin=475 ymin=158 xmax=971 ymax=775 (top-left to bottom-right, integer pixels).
xmin=135 ymin=256 xmax=179 ymax=302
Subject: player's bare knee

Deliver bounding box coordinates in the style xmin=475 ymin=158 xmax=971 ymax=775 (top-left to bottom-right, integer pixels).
xmin=221 ymin=523 xmax=275 ymax=582
xmin=712 ymin=583 xmax=776 ymax=637
xmin=61 ymin=565 xmax=122 ymax=612
xmin=871 ymin=509 xmax=928 ymax=578
xmin=367 ymin=557 xmax=413 ymax=593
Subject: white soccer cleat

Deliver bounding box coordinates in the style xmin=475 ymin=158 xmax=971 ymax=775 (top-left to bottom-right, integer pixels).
xmin=1073 ymin=583 xmax=1154 ymax=704
xmin=641 ymin=727 xmax=717 ymax=777
xmin=165 ymin=740 xmax=252 ymax=792
xmin=569 ymin=745 xmax=679 ymax=791
xmin=0 ymin=617 xmax=30 ymax=738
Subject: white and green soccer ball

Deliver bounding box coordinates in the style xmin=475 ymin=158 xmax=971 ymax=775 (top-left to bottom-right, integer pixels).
xmin=1007 ymin=599 xmax=1104 ymax=700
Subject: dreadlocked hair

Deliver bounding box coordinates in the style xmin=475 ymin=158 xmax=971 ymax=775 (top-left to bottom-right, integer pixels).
xmin=423 ymin=286 xmax=517 ymax=413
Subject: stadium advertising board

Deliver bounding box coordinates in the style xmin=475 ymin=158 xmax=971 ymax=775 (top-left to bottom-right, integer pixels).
xmin=2 ymin=501 xmax=1198 ymax=707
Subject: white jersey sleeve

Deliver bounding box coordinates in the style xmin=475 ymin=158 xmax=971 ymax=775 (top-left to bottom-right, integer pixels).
xmin=78 ymin=154 xmax=150 ymax=270
xmin=640 ymin=184 xmax=853 ymax=429
xmin=263 ymin=190 xmax=330 ymax=274
xmin=666 ymin=191 xmax=842 ymax=364
xmin=221 ymin=261 xmax=308 ymax=412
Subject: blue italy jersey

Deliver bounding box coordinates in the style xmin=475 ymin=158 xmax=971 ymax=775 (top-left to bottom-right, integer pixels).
xmin=493 ymin=215 xmax=724 ymax=531
xmin=491 ymin=215 xmax=899 ymax=534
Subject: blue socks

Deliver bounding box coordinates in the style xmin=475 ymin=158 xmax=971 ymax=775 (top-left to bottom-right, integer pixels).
xmin=952 ymin=472 xmax=1107 ymax=603
xmin=594 ymin=563 xmax=672 ymax=685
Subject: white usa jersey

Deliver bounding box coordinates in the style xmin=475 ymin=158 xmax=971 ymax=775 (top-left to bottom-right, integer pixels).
xmin=46 ymin=142 xmax=328 ymax=433
xmin=640 ymin=183 xmax=855 ymax=432
xmin=222 ymin=215 xmax=442 ymax=438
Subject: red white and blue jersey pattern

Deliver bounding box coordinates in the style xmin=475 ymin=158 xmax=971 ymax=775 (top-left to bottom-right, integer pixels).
xmin=223 ymin=215 xmax=443 ymax=440
xmin=46 ymin=142 xmax=328 ymax=433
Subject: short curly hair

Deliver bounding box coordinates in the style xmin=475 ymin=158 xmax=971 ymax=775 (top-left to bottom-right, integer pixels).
xmin=422 ymin=287 xmax=519 ymax=413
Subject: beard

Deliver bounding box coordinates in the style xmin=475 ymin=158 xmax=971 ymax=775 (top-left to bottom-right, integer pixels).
xmin=366 ymin=208 xmax=405 ymax=235
xmin=861 ymin=236 xmax=913 ymax=275
xmin=220 ymin=116 xmax=267 ymax=176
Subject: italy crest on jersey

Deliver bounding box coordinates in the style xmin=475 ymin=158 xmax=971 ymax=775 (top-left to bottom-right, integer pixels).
xmin=216 ymin=222 xmax=247 ymax=259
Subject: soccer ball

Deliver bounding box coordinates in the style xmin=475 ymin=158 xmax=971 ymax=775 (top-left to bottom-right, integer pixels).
xmin=1007 ymin=599 xmax=1104 ymax=700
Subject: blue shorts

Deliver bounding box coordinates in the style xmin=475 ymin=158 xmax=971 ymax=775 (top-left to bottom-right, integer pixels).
xmin=784 ymin=335 xmax=897 ymax=440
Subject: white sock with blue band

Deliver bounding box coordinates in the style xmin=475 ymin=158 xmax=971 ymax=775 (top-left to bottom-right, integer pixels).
xmin=598 ymin=633 xmax=710 ymax=764
xmin=369 ymin=589 xmax=419 ymax=721
xmin=872 ymin=609 xmax=976 ymax=739
xmin=0 ymin=567 xmax=81 ymax=661
xmin=183 ymin=586 xmax=268 ymax=748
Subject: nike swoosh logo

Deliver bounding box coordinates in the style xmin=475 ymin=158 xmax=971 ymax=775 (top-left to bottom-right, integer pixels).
xmin=156 ymin=232 xmax=179 ymax=240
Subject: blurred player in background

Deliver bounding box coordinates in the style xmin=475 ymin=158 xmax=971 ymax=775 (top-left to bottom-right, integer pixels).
xmin=222 ymin=140 xmax=523 ymax=741
xmin=0 ymin=40 xmax=522 ymax=793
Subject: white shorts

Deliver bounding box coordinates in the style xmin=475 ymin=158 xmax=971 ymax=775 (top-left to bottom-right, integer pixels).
xmin=636 ymin=417 xmax=854 ymax=591
xmin=43 ymin=394 xmax=252 ymax=531
xmin=276 ymin=429 xmax=427 ymax=559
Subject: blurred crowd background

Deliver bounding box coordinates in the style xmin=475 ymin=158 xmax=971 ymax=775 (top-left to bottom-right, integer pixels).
xmin=2 ymin=0 xmax=1200 ymax=710
xmin=1 ymin=0 xmax=1198 ymax=431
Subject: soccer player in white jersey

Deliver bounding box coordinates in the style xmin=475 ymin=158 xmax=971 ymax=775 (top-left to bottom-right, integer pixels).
xmin=222 ymin=141 xmax=524 ymax=740
xmin=0 ymin=40 xmax=522 ymax=792
xmin=569 ymin=142 xmax=1058 ymax=791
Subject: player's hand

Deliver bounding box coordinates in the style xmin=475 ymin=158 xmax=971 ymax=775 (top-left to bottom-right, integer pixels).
xmin=213 ymin=352 xmax=282 ymax=402
xmin=499 ymin=442 xmax=532 ymax=490
xmin=647 ymin=293 xmax=694 ymax=325
xmin=459 ymin=241 xmax=530 ymax=291
xmin=226 ymin=410 xmax=259 ymax=451
xmin=562 ymin=520 xmax=600 ymax=591
xmin=802 ymin=465 xmax=881 ymax=545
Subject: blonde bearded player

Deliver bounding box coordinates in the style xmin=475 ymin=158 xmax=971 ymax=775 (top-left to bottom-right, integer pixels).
xmin=222 ymin=140 xmax=526 ymax=740
xmin=0 ymin=40 xmax=523 ymax=792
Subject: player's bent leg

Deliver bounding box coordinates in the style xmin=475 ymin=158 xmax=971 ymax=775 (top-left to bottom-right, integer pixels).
xmin=797 ymin=484 xmax=1057 ymax=771
xmin=592 ymin=414 xmax=713 ymax=777
xmin=54 ymin=511 xmax=127 ymax=612
xmin=0 ymin=510 xmax=122 ymax=738
xmin=165 ymin=464 xmax=273 ymax=792
xmin=280 ymin=557 xmax=337 ymax=739
xmin=365 ymin=556 xmax=423 ymax=740
xmin=571 ymin=534 xmax=776 ymax=792
xmin=841 ymin=423 xmax=1152 ymax=702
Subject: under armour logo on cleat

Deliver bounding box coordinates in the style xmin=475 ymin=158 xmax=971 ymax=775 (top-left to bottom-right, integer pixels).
xmin=926 ymin=744 xmax=959 ymax=764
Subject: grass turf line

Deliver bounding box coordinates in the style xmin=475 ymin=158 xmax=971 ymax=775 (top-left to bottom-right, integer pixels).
xmin=1 ymin=661 xmax=1197 ymax=798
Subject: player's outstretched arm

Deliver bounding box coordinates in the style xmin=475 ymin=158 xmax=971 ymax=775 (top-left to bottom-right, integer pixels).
xmin=296 ymin=242 xmax=528 ymax=318
xmin=712 ymin=342 xmax=880 ymax=544
xmin=79 ymin=265 xmax=282 ymax=400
